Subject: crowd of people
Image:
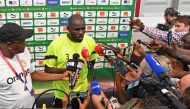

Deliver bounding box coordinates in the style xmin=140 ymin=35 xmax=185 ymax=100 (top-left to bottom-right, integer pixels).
xmin=0 ymin=7 xmax=190 ymax=109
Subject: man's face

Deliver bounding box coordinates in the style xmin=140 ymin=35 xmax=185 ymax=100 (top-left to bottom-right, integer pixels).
xmin=7 ymin=40 xmax=26 ymax=54
xmin=176 ymin=74 xmax=190 ymax=96
xmin=67 ymin=20 xmax=85 ymax=42
xmin=164 ymin=15 xmax=176 ymax=25
xmin=174 ymin=21 xmax=190 ymax=32
xmin=179 ymin=37 xmax=190 ymax=49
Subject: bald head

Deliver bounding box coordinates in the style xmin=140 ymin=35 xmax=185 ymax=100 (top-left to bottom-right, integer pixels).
xmin=68 ymin=14 xmax=85 ymax=27
xmin=67 ymin=14 xmax=86 ymax=42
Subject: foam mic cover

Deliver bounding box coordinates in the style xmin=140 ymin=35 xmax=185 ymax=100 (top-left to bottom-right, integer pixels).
xmin=145 ymin=54 xmax=165 ymax=76
xmin=81 ymin=48 xmax=89 ymax=60
xmin=95 ymin=44 xmax=104 ymax=55
xmin=90 ymin=81 xmax=101 ymax=95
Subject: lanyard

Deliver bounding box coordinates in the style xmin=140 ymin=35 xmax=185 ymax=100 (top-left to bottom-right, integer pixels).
xmin=0 ymin=50 xmax=27 ymax=89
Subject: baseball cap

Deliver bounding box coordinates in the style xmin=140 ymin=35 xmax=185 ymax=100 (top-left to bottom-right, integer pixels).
xmin=0 ymin=22 xmax=34 ymax=42
xmin=164 ymin=7 xmax=180 ymax=16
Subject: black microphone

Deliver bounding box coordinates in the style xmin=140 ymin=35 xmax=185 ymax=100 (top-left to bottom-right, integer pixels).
xmin=67 ymin=53 xmax=84 ymax=90
xmin=95 ymin=44 xmax=128 ymax=76
xmin=137 ymin=39 xmax=151 ymax=48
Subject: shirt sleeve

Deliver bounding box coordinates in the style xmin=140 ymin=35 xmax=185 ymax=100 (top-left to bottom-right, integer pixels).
xmin=43 ymin=42 xmax=57 ymax=67
xmin=142 ymin=26 xmax=169 ymax=41
xmin=142 ymin=26 xmax=187 ymax=43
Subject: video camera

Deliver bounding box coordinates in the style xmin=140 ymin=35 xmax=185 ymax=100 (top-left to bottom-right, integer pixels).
xmin=70 ymin=91 xmax=88 ymax=98
xmin=125 ymin=75 xmax=188 ymax=109
xmin=156 ymin=23 xmax=170 ymax=31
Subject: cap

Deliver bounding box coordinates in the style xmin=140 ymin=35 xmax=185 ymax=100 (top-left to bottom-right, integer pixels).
xmin=90 ymin=81 xmax=101 ymax=95
xmin=0 ymin=22 xmax=34 ymax=42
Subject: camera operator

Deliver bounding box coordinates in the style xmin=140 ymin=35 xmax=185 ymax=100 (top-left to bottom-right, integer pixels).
xmin=156 ymin=7 xmax=180 ymax=31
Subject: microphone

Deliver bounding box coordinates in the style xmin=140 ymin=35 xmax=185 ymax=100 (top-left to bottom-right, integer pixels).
xmin=145 ymin=54 xmax=173 ymax=85
xmin=90 ymin=81 xmax=101 ymax=95
xmin=95 ymin=44 xmax=128 ymax=76
xmin=145 ymin=54 xmax=180 ymax=97
xmin=95 ymin=44 xmax=113 ymax=61
xmin=67 ymin=53 xmax=84 ymax=90
xmin=81 ymin=48 xmax=90 ymax=61
xmin=137 ymin=39 xmax=151 ymax=48
xmin=102 ymin=44 xmax=121 ymax=53
xmin=81 ymin=48 xmax=96 ymax=80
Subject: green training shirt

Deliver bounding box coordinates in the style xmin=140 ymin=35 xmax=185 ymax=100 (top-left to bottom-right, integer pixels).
xmin=44 ymin=34 xmax=98 ymax=99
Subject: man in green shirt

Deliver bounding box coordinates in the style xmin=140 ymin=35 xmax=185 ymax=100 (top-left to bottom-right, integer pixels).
xmin=43 ymin=14 xmax=98 ymax=108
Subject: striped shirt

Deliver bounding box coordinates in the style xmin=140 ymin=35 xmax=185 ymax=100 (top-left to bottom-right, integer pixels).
xmin=142 ymin=26 xmax=188 ymax=43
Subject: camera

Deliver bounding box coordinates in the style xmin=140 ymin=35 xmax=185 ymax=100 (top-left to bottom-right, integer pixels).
xmin=70 ymin=91 xmax=88 ymax=98
xmin=156 ymin=23 xmax=170 ymax=31
xmin=70 ymin=92 xmax=88 ymax=109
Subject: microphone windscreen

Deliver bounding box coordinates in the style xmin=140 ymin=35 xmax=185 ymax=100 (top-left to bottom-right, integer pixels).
xmin=95 ymin=44 xmax=104 ymax=55
xmin=81 ymin=48 xmax=89 ymax=59
xmin=145 ymin=54 xmax=165 ymax=75
xmin=90 ymin=81 xmax=101 ymax=95
xmin=73 ymin=53 xmax=79 ymax=60
xmin=137 ymin=39 xmax=142 ymax=44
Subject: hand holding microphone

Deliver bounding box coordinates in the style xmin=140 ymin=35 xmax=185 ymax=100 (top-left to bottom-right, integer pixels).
xmin=145 ymin=54 xmax=180 ymax=97
xmin=67 ymin=53 xmax=84 ymax=90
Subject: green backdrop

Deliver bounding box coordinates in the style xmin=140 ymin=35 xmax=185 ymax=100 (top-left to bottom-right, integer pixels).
xmin=0 ymin=0 xmax=136 ymax=93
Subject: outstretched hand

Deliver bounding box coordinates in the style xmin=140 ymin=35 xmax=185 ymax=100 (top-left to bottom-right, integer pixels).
xmin=132 ymin=42 xmax=145 ymax=57
xmin=78 ymin=94 xmax=90 ymax=109
xmin=130 ymin=18 xmax=144 ymax=31
xmin=148 ymin=40 xmax=168 ymax=49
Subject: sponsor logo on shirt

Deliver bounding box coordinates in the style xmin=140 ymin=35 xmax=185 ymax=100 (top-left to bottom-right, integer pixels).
xmin=7 ymin=69 xmax=30 ymax=84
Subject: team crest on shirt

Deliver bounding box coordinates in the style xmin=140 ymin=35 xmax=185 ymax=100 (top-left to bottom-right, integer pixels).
xmin=21 ymin=59 xmax=27 ymax=67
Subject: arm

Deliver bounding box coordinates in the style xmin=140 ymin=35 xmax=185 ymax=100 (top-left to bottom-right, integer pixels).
xmin=165 ymin=46 xmax=190 ymax=64
xmin=44 ymin=65 xmax=67 ymax=74
xmin=131 ymin=19 xmax=169 ymax=41
xmin=91 ymin=92 xmax=113 ymax=109
xmin=31 ymin=70 xmax=71 ymax=81
xmin=149 ymin=40 xmax=190 ymax=64
xmin=115 ymin=73 xmax=128 ymax=105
